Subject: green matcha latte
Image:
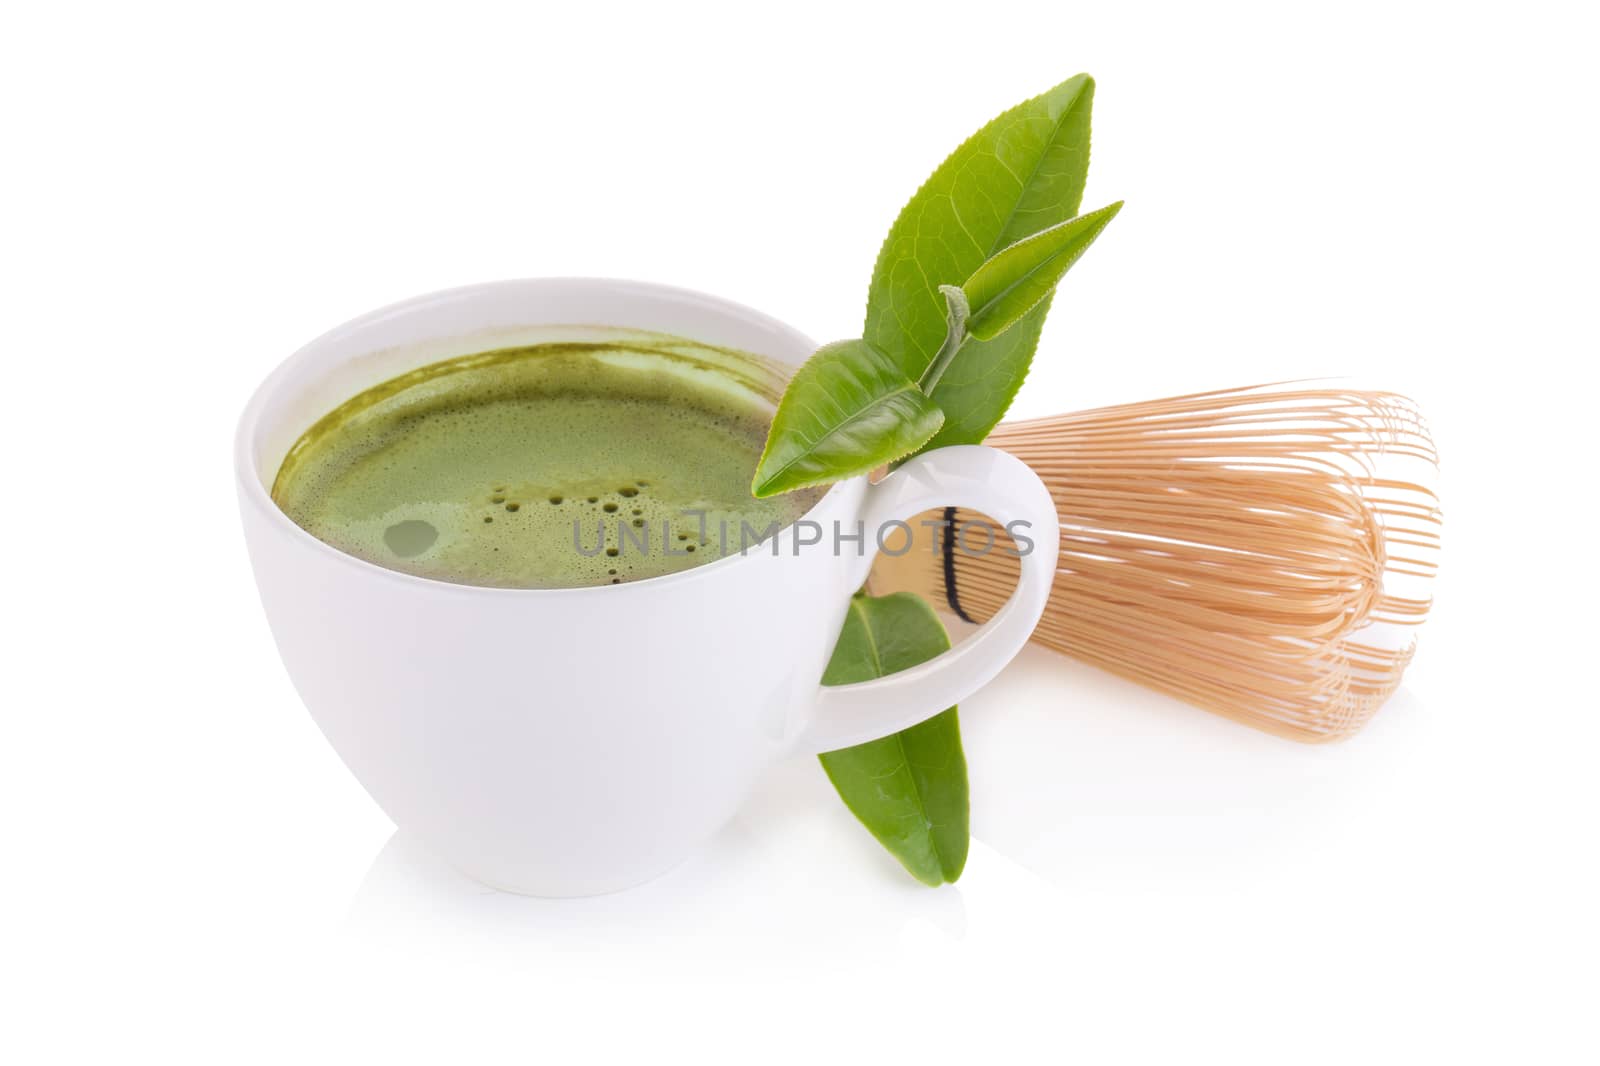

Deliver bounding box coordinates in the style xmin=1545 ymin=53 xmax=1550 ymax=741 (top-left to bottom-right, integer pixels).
xmin=272 ymin=332 xmax=823 ymax=588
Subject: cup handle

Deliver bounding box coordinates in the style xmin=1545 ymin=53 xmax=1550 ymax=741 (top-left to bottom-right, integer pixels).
xmin=792 ymin=445 xmax=1060 ymax=755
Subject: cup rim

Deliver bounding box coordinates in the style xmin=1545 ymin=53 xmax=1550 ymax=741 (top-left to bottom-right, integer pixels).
xmin=234 ymin=276 xmax=855 ymax=598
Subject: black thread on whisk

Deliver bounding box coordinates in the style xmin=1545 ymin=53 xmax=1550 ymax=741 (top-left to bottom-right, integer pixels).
xmin=941 ymin=506 xmax=976 ymax=624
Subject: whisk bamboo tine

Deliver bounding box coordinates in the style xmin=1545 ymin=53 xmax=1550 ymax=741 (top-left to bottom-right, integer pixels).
xmin=868 ymin=384 xmax=1441 ymax=742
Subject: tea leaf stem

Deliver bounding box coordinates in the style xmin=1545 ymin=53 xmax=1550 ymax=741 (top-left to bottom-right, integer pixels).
xmin=916 ymin=285 xmax=972 ymax=394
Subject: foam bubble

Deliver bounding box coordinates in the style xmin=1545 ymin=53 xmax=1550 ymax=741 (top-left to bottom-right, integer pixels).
xmin=383 ymin=519 xmax=438 ymax=558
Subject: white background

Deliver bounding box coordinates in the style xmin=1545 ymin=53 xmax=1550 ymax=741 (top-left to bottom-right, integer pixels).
xmin=4 ymin=1 xmax=1596 ymax=1061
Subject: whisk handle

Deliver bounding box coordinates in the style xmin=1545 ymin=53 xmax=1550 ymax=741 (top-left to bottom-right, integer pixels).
xmin=794 ymin=445 xmax=1059 ymax=755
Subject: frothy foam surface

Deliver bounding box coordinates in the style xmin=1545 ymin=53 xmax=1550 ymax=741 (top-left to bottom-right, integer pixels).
xmin=272 ymin=334 xmax=822 ymax=589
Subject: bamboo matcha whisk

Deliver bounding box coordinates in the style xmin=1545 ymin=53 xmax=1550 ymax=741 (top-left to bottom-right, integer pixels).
xmin=869 ymin=383 xmax=1441 ymax=742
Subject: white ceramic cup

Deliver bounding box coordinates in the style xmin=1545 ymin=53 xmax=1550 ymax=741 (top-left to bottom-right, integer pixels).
xmin=236 ymin=278 xmax=1059 ymax=896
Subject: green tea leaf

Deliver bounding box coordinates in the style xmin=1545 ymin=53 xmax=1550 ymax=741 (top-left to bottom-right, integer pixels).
xmin=864 ymin=74 xmax=1095 ymax=449
xmin=751 ymin=339 xmax=943 ymax=498
xmin=963 ymin=201 xmax=1123 ymax=341
xmin=819 ymin=592 xmax=968 ymax=886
